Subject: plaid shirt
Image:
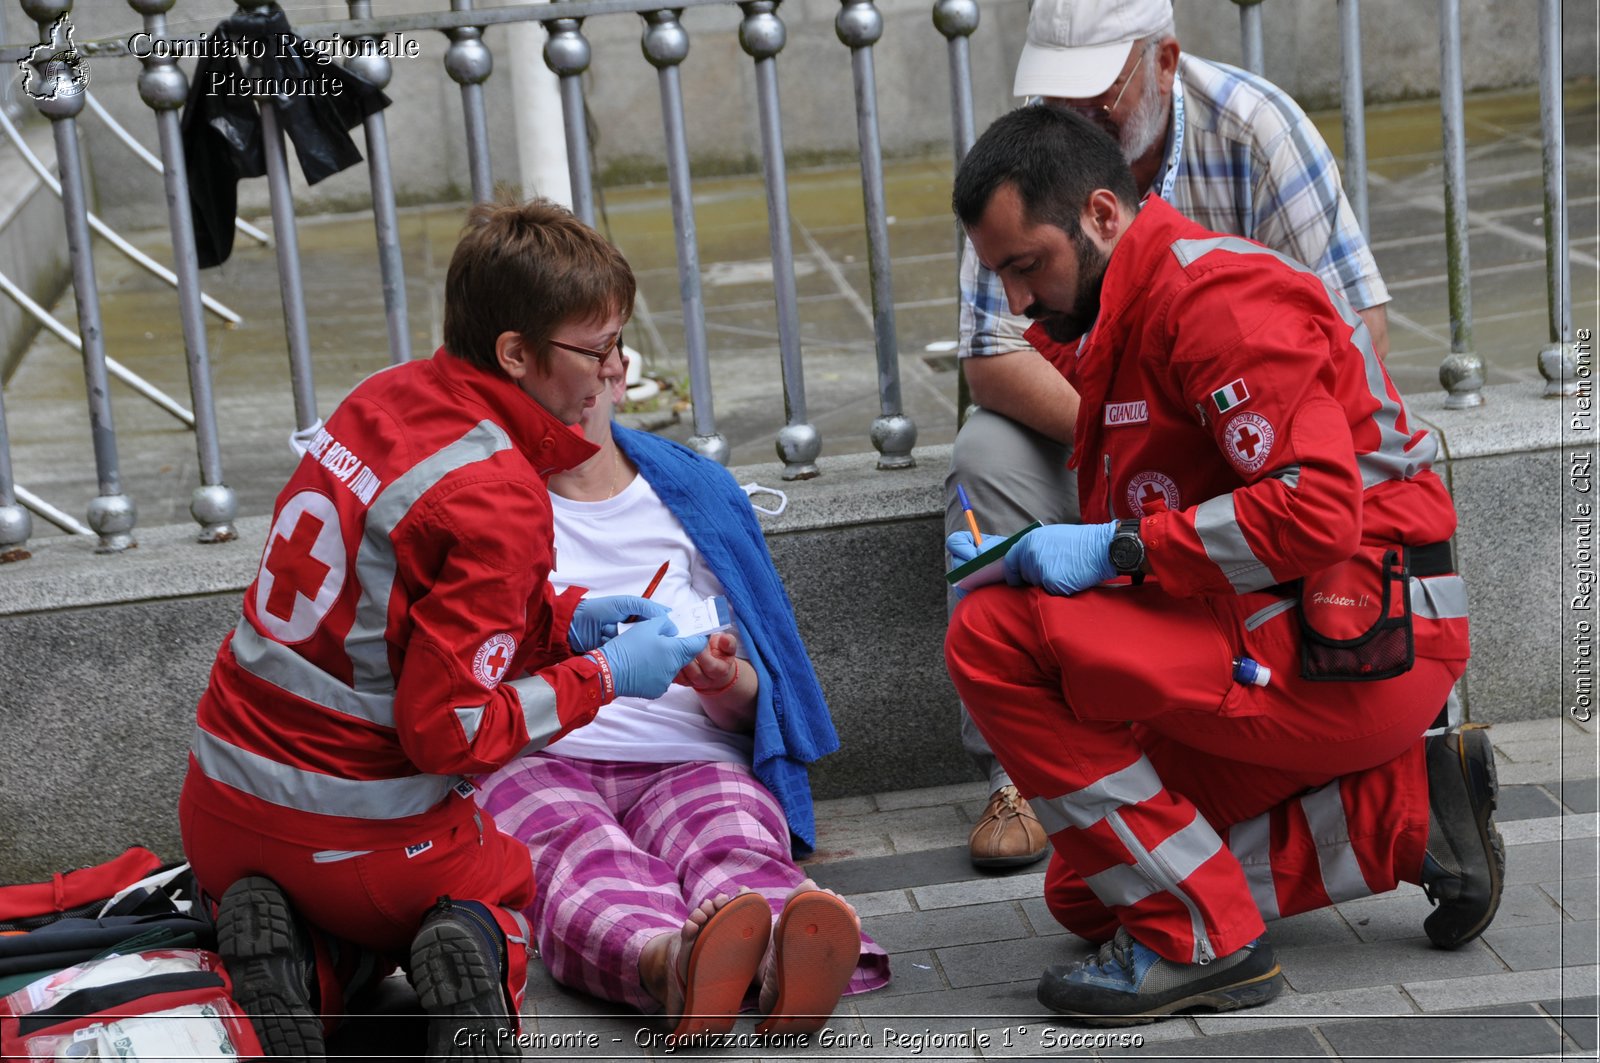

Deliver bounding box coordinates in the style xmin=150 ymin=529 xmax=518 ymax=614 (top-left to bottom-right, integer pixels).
xmin=960 ymin=54 xmax=1388 ymax=359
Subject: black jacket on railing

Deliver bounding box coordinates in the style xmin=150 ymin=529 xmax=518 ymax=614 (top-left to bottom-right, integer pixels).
xmin=181 ymin=5 xmax=390 ymax=267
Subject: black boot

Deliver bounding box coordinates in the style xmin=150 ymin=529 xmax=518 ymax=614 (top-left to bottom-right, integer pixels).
xmin=1420 ymin=727 xmax=1505 ymax=948
xmin=409 ymin=898 xmax=519 ymax=1061
xmin=217 ymin=876 xmax=325 ymax=1059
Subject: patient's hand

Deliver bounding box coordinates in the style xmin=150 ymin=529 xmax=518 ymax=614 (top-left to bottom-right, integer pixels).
xmin=676 ymin=632 xmax=739 ymax=691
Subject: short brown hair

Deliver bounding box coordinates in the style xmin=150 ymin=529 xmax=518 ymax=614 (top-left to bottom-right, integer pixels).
xmin=442 ymin=197 xmax=636 ymax=373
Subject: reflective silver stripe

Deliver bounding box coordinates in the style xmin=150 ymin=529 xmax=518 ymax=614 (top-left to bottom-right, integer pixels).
xmin=1244 ymin=596 xmax=1298 ymax=632
xmin=1029 ymin=756 xmax=1164 ymax=835
xmin=312 ymin=849 xmax=373 ymax=863
xmin=1171 ymin=237 xmax=1436 ymax=489
xmin=1299 ymin=781 xmax=1372 ymax=902
xmin=347 ymin=421 xmax=515 ymax=692
xmin=1268 ymin=464 xmax=1302 ymax=490
xmin=1105 ymin=808 xmax=1215 ymax=964
xmin=511 ymin=674 xmax=562 ymax=754
xmin=455 ymin=705 xmax=485 ymax=742
xmin=1229 ymin=811 xmax=1280 ymax=920
xmin=231 ymin=620 xmax=396 ymax=728
xmin=1411 ymin=574 xmax=1469 ymax=620
xmin=191 ymin=726 xmax=460 ymax=820
xmin=1083 ymin=812 xmax=1225 ymax=909
xmin=1194 ymin=494 xmax=1276 ymax=593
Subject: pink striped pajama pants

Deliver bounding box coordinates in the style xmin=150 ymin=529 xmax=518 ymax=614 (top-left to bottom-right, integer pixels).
xmin=478 ymin=754 xmax=890 ymax=1010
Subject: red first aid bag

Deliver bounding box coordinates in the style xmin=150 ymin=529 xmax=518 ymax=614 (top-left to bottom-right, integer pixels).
xmin=0 ymin=949 xmax=264 ymax=1059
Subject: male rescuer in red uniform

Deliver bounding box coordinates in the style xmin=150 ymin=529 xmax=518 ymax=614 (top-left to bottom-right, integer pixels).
xmin=179 ymin=200 xmax=709 ymax=1059
xmin=944 ymin=107 xmax=1501 ymax=1024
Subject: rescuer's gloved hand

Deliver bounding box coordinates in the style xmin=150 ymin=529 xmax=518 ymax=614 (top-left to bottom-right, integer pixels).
xmin=568 ymin=595 xmax=666 ymax=654
xmin=591 ymin=615 xmax=709 ymax=700
xmin=1003 ymin=521 xmax=1118 ymax=596
xmin=945 ymin=530 xmax=1001 ymax=567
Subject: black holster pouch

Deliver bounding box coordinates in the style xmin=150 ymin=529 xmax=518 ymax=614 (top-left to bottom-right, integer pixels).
xmin=1298 ymin=544 xmax=1415 ymax=682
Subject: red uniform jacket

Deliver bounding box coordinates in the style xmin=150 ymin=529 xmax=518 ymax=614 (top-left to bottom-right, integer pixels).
xmin=1029 ymin=197 xmax=1468 ymax=664
xmin=187 ymin=349 xmax=609 ymax=848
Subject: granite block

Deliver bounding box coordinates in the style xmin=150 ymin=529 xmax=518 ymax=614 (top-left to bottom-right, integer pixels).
xmin=1018 ymin=897 xmax=1075 ymax=938
xmin=840 ymin=888 xmax=916 ymax=919
xmin=1503 ymin=837 xmax=1599 ymax=885
xmin=861 ymin=903 xmax=1031 ymax=954
xmin=1267 ymin=907 xmax=1364 ymax=948
xmin=849 ymin=978 xmax=1047 ymax=1036
xmin=933 ymin=934 xmax=1091 ymax=989
xmin=1404 ymin=965 xmax=1599 ymax=1011
xmin=1483 ymin=920 xmax=1600 ymax=971
xmin=1496 ymin=784 xmax=1568 ymax=822
xmin=1545 ymin=877 xmax=1599 ymax=921
xmin=1194 ymin=984 xmax=1413 ymax=1035
xmin=1501 ymin=812 xmax=1599 ymax=845
xmin=1107 ymin=1025 xmax=1331 ymax=1059
xmin=867 ymin=950 xmax=948 ymax=999
xmin=874 ymin=781 xmax=990 ymax=812
xmin=1538 ymin=996 xmax=1599 ymax=1052
xmin=911 ymin=872 xmax=1047 ymax=912
xmin=810 ymin=846 xmax=977 ymax=896
xmin=1318 ymin=1003 xmax=1566 ymax=1061
xmin=1276 ymin=938 xmax=1502 ymax=994
xmin=1555 ymin=779 xmax=1600 ymax=814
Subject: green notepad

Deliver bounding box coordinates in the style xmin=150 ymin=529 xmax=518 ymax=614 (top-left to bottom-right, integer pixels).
xmin=945 ymin=521 xmax=1041 ymax=591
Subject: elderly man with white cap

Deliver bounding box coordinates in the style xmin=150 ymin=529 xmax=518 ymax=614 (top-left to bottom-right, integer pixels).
xmin=952 ymin=0 xmax=1391 ymax=871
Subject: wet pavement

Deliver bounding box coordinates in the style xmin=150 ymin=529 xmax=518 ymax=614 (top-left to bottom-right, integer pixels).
xmin=1 ymin=82 xmax=1595 ymax=537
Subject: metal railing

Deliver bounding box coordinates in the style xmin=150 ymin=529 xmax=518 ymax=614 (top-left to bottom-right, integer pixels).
xmin=0 ymin=0 xmax=1580 ymax=561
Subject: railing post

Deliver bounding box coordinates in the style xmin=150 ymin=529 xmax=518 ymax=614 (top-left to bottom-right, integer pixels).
xmin=739 ymin=0 xmax=818 ymax=480
xmin=1536 ymin=0 xmax=1575 ymax=397
xmin=0 ymin=386 xmax=32 ymax=562
xmin=346 ymin=0 xmax=412 ymax=365
xmin=1436 ymin=0 xmax=1483 ymax=409
xmin=933 ymin=0 xmax=978 ymax=423
xmin=1337 ymin=0 xmax=1369 ymax=237
xmin=642 ymin=8 xmax=727 ymax=464
xmin=1233 ymin=0 xmax=1265 ymax=77
xmin=21 ymin=0 xmax=137 ymax=552
xmin=129 ymin=0 xmax=238 ymax=543
xmin=544 ymin=18 xmax=596 ymax=227
xmin=446 ymin=0 xmax=495 ymax=205
xmin=837 ymin=0 xmax=916 ymax=469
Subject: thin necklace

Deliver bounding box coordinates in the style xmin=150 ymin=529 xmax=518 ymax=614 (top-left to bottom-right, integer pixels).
xmin=608 ymin=446 xmax=624 ymax=499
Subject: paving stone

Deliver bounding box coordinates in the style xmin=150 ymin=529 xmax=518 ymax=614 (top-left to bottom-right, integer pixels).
xmin=862 ymin=901 xmax=1031 ymax=954
xmin=1483 ymin=920 xmax=1600 ymax=971
xmin=912 ymin=871 xmax=1047 ymax=911
xmin=1106 ymin=1024 xmax=1331 ymax=1059
xmin=1019 ymin=897 xmax=1075 ymax=938
xmin=1275 ymin=938 xmax=1502 ymax=995
xmin=1496 ymin=783 xmax=1567 ymax=821
xmin=1337 ymin=884 xmax=1563 ymax=944
xmin=1403 ymin=965 xmax=1598 ymax=1011
xmin=1537 ymin=995 xmax=1598 ymax=1052
xmin=1195 ymin=984 xmax=1413 ymax=1035
xmin=811 ymin=846 xmax=978 ymax=896
xmin=842 ymin=888 xmax=915 ymax=918
xmin=1267 ymin=906 xmax=1364 ymax=948
xmin=934 ymin=932 xmax=1091 ymax=989
xmin=850 ymin=979 xmax=1049 ymax=1037
xmin=1318 ymin=1003 xmax=1566 ymax=1061
xmin=1555 ymin=779 xmax=1600 ymax=814
xmin=874 ymin=780 xmax=989 ymax=812
xmin=1498 ymin=756 xmax=1600 ymax=786
xmin=1489 ymin=719 xmax=1569 ymax=744
xmin=1544 ymin=877 xmax=1599 ymax=921
xmin=871 ymin=949 xmax=948 ymax=998
xmin=1500 ymin=811 xmax=1600 ymax=845
xmin=1503 ymin=837 xmax=1599 ymax=885
xmin=812 ymin=794 xmax=878 ymax=820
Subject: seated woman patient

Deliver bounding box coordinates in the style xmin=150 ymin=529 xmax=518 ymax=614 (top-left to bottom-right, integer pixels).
xmin=479 ymin=362 xmax=889 ymax=1038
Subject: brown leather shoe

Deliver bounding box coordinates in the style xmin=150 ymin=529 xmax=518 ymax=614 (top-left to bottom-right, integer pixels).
xmin=969 ymin=785 xmax=1049 ymax=869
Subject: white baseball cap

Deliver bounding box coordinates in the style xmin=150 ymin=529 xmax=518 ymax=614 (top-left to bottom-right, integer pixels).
xmin=1013 ymin=0 xmax=1173 ymax=99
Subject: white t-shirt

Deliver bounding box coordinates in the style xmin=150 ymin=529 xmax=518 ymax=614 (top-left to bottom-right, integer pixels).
xmin=544 ymin=470 xmax=754 ymax=765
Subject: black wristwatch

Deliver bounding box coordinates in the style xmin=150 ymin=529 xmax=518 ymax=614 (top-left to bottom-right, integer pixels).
xmin=1108 ymin=517 xmax=1146 ymax=575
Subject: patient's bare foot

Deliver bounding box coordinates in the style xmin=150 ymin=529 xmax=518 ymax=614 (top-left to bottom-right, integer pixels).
xmin=638 ymin=890 xmax=770 ymax=1040
xmin=756 ymin=881 xmax=861 ymax=1034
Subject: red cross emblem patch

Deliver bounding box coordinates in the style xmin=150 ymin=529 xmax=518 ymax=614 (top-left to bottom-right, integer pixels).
xmin=1125 ymin=470 xmax=1180 ymax=516
xmin=1223 ymin=411 xmax=1275 ymax=474
xmin=472 ymin=633 xmax=518 ymax=689
xmin=255 ymin=491 xmax=345 ymax=642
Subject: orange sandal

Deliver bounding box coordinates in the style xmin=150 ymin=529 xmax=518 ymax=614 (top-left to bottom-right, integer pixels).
xmin=666 ymin=892 xmax=771 ymax=1042
xmin=755 ymin=890 xmax=860 ymax=1035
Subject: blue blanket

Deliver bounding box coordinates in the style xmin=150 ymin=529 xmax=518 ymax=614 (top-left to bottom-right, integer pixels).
xmin=614 ymin=426 xmax=838 ymax=856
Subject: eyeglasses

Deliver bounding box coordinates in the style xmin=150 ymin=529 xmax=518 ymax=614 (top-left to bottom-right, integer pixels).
xmin=549 ymin=335 xmax=623 ymax=368
xmin=1084 ymin=40 xmax=1155 ymax=117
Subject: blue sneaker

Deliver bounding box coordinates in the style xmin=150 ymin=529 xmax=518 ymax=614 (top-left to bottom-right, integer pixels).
xmin=1036 ymin=927 xmax=1284 ymax=1025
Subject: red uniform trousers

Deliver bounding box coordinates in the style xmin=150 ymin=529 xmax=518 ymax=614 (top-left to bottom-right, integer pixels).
xmin=180 ymin=776 xmax=533 ymax=1029
xmin=945 ymin=580 xmax=1462 ymax=964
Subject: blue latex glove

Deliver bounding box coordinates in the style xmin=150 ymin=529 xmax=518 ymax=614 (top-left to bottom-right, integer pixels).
xmin=597 ymin=615 xmax=710 ymax=699
xmin=1001 ymin=521 xmax=1119 ymax=596
xmin=568 ymin=595 xmax=667 ymax=653
xmin=945 ymin=530 xmax=998 ymax=567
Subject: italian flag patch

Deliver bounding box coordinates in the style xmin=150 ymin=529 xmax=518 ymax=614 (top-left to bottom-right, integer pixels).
xmin=1211 ymin=378 xmax=1250 ymax=413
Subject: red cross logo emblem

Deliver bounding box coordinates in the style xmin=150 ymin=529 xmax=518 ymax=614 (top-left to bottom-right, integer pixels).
xmin=264 ymin=512 xmax=332 ymax=622
xmin=1233 ymin=425 xmax=1262 ymax=460
xmin=1223 ymin=412 xmax=1275 ymax=474
xmin=473 ymin=634 xmax=519 ymax=689
xmin=255 ymin=491 xmax=345 ymax=642
xmin=1125 ymin=470 xmax=1179 ymax=516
